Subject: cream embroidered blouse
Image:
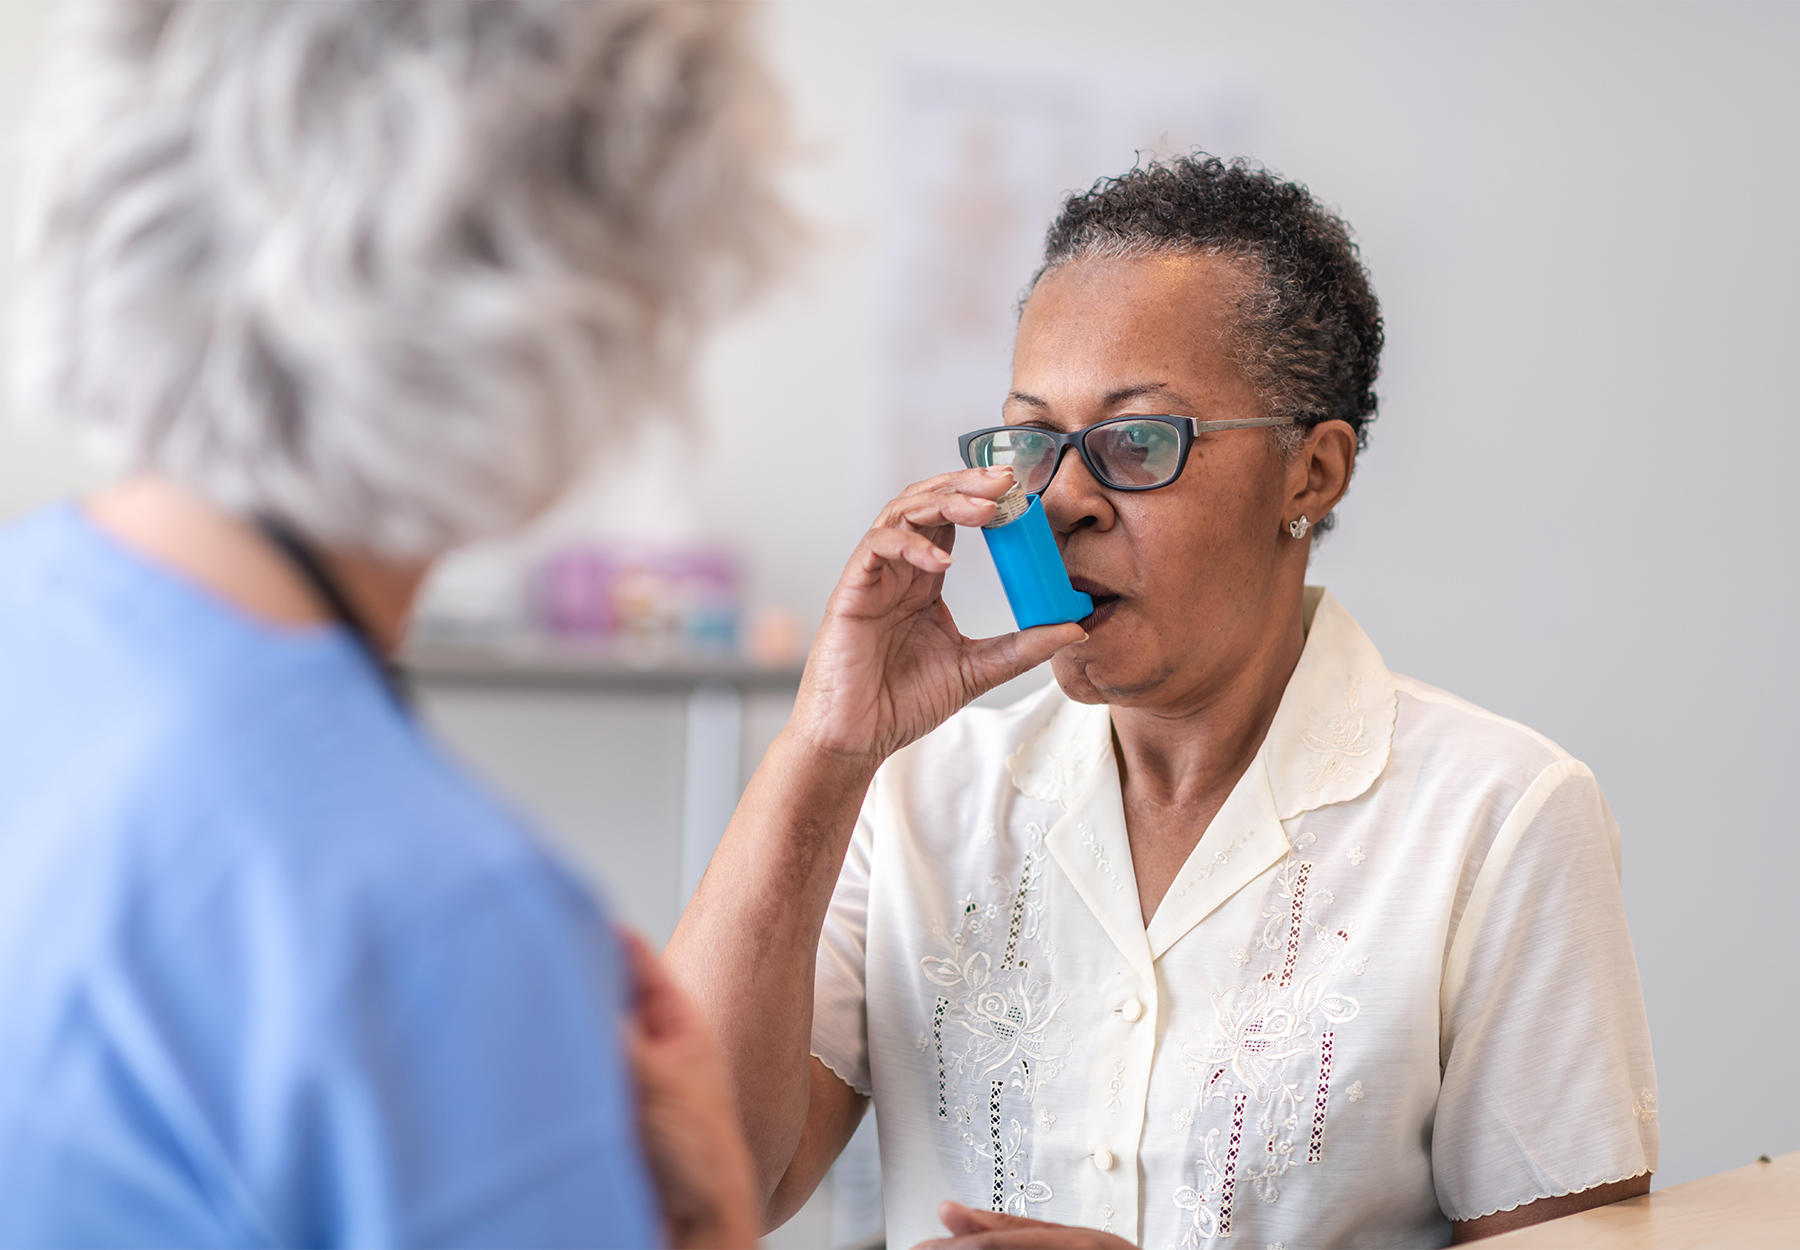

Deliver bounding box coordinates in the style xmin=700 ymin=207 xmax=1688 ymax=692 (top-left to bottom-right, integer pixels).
xmin=811 ymin=589 xmax=1657 ymax=1249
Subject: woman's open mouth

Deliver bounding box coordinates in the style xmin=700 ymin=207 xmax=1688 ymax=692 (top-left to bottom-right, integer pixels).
xmin=1069 ymin=577 xmax=1122 ymax=630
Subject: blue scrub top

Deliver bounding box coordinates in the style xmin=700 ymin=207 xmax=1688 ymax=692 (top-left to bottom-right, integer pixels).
xmin=0 ymin=506 xmax=661 ymax=1248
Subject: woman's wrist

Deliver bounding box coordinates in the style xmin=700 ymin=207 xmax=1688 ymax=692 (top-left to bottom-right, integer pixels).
xmin=768 ymin=720 xmax=885 ymax=794
xmin=694 ymin=726 xmax=879 ymax=909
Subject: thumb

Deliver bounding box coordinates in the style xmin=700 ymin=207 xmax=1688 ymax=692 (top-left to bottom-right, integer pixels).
xmin=614 ymin=924 xmax=684 ymax=1042
xmin=961 ymin=622 xmax=1087 ymax=699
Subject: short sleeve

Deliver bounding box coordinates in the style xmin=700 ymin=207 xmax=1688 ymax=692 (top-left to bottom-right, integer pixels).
xmin=811 ymin=791 xmax=877 ymax=1098
xmin=1433 ymin=759 xmax=1658 ymax=1222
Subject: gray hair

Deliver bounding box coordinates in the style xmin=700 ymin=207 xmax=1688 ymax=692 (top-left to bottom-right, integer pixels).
xmin=1032 ymin=156 xmax=1383 ymax=534
xmin=12 ymin=0 xmax=788 ymax=558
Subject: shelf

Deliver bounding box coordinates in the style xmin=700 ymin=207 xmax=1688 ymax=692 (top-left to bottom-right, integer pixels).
xmin=402 ymin=638 xmax=805 ymax=693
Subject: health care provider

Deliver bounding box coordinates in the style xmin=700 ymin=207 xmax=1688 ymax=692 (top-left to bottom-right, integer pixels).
xmin=668 ymin=157 xmax=1659 ymax=1247
xmin=0 ymin=1 xmax=786 ymax=1244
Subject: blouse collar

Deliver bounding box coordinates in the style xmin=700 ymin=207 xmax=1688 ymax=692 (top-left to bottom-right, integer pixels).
xmin=1264 ymin=586 xmax=1398 ymax=821
xmin=1004 ymin=588 xmax=1396 ymax=970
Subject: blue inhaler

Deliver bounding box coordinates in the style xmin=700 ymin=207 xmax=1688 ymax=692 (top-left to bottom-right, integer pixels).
xmin=980 ymin=485 xmax=1094 ymax=629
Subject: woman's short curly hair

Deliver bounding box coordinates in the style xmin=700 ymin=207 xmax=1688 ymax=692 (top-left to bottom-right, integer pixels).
xmin=12 ymin=0 xmax=788 ymax=559
xmin=1034 ymin=155 xmax=1383 ymax=528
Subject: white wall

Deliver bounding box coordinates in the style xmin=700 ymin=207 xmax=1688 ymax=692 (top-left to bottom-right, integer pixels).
xmin=0 ymin=0 xmax=101 ymax=509
xmin=2 ymin=0 xmax=1794 ymax=1197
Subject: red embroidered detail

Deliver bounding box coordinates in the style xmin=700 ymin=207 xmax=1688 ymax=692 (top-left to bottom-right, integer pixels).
xmin=1308 ymin=1029 xmax=1335 ymax=1163
xmin=1221 ymin=1092 xmax=1247 ymax=1236
xmin=1280 ymin=862 xmax=1312 ymax=987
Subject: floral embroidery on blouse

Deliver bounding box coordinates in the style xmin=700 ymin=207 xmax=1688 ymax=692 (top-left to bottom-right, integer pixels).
xmin=1172 ymin=846 xmax=1363 ymax=1240
xmin=1176 ymin=828 xmax=1255 ymax=901
xmin=1006 ymin=704 xmax=1106 ymax=808
xmin=1173 ymin=1112 xmax=1238 ymax=1246
xmin=1302 ymin=682 xmax=1378 ymax=794
xmin=921 ymin=823 xmax=1067 ymax=1209
xmin=1078 ymin=822 xmax=1126 ymax=893
xmin=987 ymin=1091 xmax=1055 ymax=1215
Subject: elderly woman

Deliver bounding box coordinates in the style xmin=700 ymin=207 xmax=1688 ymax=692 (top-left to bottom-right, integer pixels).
xmin=0 ymin=2 xmax=783 ymax=1244
xmin=669 ymin=156 xmax=1658 ymax=1247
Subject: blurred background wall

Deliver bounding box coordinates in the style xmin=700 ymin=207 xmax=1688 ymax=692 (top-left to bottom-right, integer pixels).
xmin=3 ymin=0 xmax=1795 ymax=1232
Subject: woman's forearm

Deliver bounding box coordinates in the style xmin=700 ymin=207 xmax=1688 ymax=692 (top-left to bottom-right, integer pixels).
xmin=665 ymin=464 xmax=1077 ymax=1210
xmin=662 ymin=728 xmax=877 ymax=1204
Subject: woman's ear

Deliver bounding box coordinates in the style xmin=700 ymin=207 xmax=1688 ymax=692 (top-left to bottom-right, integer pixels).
xmin=1290 ymin=419 xmax=1357 ymax=526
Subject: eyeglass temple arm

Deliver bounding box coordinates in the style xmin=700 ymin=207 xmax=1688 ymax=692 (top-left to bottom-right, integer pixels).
xmin=1185 ymin=415 xmax=1297 ymax=433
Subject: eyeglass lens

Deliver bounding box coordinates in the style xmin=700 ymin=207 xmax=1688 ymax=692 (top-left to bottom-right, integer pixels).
xmin=968 ymin=419 xmax=1184 ymax=492
xmin=969 ymin=429 xmax=1061 ymax=494
xmin=1083 ymin=419 xmax=1183 ymax=488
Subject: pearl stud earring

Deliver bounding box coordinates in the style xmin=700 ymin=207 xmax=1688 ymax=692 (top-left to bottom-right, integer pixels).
xmin=1288 ymin=515 xmax=1312 ymax=540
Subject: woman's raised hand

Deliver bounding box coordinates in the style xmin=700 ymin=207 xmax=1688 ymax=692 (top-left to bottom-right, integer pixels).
xmin=787 ymin=467 xmax=1086 ymax=767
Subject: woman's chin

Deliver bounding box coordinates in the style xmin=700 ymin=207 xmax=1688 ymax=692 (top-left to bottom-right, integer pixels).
xmin=1051 ymin=635 xmax=1169 ymax=704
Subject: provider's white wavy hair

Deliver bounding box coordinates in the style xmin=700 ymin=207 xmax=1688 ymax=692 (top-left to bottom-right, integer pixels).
xmin=12 ymin=0 xmax=787 ymax=558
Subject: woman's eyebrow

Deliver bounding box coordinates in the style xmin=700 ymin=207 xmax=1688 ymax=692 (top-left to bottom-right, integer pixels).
xmin=1007 ymin=382 xmax=1179 ymax=410
xmin=1102 ymin=382 xmax=1177 ymax=406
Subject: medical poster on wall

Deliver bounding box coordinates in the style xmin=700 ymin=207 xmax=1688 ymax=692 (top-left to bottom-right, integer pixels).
xmin=879 ymin=59 xmax=1254 ymax=640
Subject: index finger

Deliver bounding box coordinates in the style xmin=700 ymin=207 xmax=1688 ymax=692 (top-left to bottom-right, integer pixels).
xmin=876 ymin=468 xmax=1019 ymax=534
xmin=897 ymin=464 xmax=1015 ymax=501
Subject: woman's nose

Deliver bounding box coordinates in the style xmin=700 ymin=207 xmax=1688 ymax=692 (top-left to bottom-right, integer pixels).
xmin=1039 ymin=448 xmax=1114 ymax=534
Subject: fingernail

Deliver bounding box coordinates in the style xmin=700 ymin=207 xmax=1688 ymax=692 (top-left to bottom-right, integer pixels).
xmin=985 ymin=465 xmax=1013 ymax=479
xmin=1080 ymin=631 xmax=1090 ymax=641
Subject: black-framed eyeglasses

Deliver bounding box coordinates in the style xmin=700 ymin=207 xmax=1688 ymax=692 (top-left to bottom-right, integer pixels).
xmin=958 ymin=414 xmax=1296 ymax=495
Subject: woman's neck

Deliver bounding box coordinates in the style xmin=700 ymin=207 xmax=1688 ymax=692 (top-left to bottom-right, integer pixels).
xmin=1110 ymin=599 xmax=1307 ymax=806
xmin=85 ymin=476 xmax=428 ymax=655
xmin=1110 ymin=591 xmax=1308 ymax=924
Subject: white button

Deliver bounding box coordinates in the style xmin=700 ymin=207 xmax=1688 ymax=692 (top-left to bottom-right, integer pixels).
xmin=1120 ymin=998 xmax=1144 ymax=1022
xmin=1092 ymin=1148 xmax=1115 ymax=1172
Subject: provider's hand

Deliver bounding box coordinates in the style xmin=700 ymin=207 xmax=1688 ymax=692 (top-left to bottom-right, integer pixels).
xmin=619 ymin=927 xmax=760 ymax=1250
xmin=914 ymin=1201 xmax=1139 ymax=1248
xmin=791 ymin=467 xmax=1086 ymax=764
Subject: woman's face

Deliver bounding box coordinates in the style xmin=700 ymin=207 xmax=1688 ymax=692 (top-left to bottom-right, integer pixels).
xmin=1009 ymin=253 xmax=1327 ymax=709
